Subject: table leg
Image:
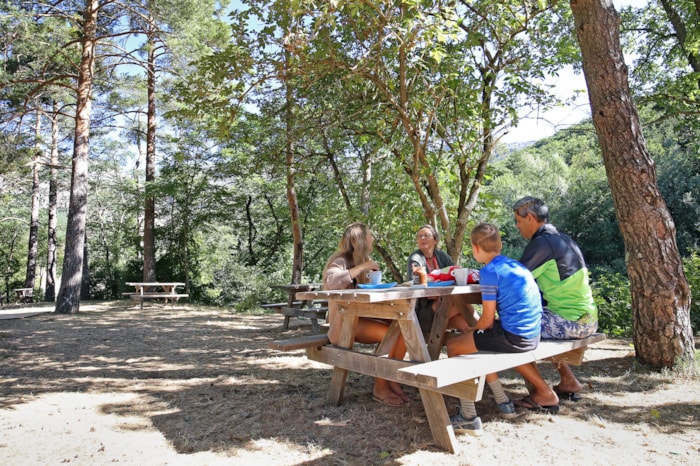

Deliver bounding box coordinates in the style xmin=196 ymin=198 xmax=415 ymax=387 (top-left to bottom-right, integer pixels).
xmin=419 ymin=388 xmax=458 ymax=453
xmin=328 ymin=312 xmax=358 ymax=405
xmin=428 ymin=296 xmax=451 ymax=360
xmin=283 ymin=290 xmax=296 ymax=330
xmin=163 ymin=286 xmax=174 ymax=307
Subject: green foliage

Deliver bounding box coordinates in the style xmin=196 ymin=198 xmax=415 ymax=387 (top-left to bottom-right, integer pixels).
xmin=590 ymin=267 xmax=633 ymax=337
xmin=682 ymin=252 xmax=700 ymax=334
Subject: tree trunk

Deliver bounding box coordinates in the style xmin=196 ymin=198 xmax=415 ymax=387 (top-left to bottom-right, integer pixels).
xmin=45 ymin=102 xmax=59 ymax=302
xmin=81 ymin=230 xmax=90 ymax=300
xmin=24 ymin=111 xmax=41 ymax=291
xmin=55 ymin=1 xmax=98 ymax=314
xmin=284 ymin=49 xmax=303 ymax=285
xmin=142 ymin=16 xmax=157 ymax=283
xmin=570 ymin=0 xmax=695 ymax=367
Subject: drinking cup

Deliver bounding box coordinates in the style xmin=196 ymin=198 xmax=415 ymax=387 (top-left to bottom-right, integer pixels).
xmin=367 ymin=270 xmax=382 ymax=285
xmin=453 ymin=268 xmax=468 ymax=286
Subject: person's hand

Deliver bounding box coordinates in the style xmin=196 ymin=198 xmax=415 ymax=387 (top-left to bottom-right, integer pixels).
xmin=364 ymin=260 xmax=380 ymax=272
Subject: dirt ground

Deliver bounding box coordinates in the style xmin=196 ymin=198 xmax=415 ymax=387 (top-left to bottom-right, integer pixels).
xmin=0 ymin=301 xmax=698 ymax=466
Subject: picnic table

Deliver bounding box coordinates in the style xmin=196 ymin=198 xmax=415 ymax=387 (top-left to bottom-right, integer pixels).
xmin=13 ymin=288 xmax=34 ymax=303
xmin=123 ymin=282 xmax=188 ymax=310
xmin=281 ymin=284 xmax=605 ymax=453
xmin=264 ymin=283 xmax=327 ymax=332
xmin=293 ymin=284 xmax=481 ymax=452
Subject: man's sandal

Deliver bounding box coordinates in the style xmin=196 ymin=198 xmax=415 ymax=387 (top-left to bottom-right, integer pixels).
xmin=553 ymin=386 xmax=582 ymax=402
xmin=514 ymin=396 xmax=560 ymax=414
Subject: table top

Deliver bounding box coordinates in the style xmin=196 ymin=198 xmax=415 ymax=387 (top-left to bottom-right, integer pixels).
xmin=297 ymin=284 xmax=481 ymax=302
xmin=271 ymin=283 xmax=322 ymax=292
xmin=126 ymin=282 xmax=185 ymax=287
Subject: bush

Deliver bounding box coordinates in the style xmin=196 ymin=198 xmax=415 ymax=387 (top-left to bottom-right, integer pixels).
xmin=590 ymin=267 xmax=633 ymax=337
xmin=682 ymin=252 xmax=700 ymax=335
xmin=591 ymin=257 xmax=700 ymax=338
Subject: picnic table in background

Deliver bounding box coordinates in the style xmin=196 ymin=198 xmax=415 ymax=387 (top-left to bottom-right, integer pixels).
xmin=123 ymin=282 xmax=188 ymax=310
xmin=13 ymin=288 xmax=34 ymax=303
xmin=262 ymin=283 xmax=327 ymax=332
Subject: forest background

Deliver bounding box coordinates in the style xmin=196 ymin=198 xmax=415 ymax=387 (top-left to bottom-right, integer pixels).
xmin=1 ymin=0 xmax=699 ymax=340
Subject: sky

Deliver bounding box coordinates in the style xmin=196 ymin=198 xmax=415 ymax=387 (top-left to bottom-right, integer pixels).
xmin=502 ymin=0 xmax=650 ymax=143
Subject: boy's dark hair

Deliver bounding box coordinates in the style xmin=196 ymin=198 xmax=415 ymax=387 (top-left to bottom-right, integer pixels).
xmin=470 ymin=222 xmax=502 ymax=253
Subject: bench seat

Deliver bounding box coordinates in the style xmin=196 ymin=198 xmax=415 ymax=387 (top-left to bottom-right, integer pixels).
xmin=261 ymin=301 xmax=301 ymax=310
xmin=396 ymin=333 xmax=606 ymax=389
xmin=269 ymin=333 xmax=330 ymax=351
xmin=124 ymin=292 xmax=189 ymax=310
xmin=127 ymin=293 xmax=189 ymax=300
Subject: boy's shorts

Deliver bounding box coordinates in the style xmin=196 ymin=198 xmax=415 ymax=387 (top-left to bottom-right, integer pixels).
xmin=473 ymin=320 xmax=539 ymax=353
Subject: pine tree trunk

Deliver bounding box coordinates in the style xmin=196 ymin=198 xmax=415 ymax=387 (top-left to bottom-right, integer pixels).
xmin=55 ymin=1 xmax=98 ymax=314
xmin=81 ymin=230 xmax=90 ymax=300
xmin=45 ymin=103 xmax=59 ymax=302
xmin=142 ymin=16 xmax=157 ymax=282
xmin=24 ymin=112 xmax=41 ymax=291
xmin=570 ymin=0 xmax=695 ymax=367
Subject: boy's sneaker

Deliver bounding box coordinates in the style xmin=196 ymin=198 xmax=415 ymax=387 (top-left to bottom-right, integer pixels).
xmin=450 ymin=411 xmax=483 ymax=436
xmin=496 ymin=400 xmax=519 ymax=419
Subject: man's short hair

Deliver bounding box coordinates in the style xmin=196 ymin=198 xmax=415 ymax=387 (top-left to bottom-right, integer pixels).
xmin=513 ymin=196 xmax=549 ymax=222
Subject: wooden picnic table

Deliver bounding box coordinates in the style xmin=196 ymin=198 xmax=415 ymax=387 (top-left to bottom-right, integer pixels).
xmin=296 ymin=284 xmax=482 ymax=453
xmin=124 ymin=282 xmax=188 ymax=309
xmin=13 ymin=288 xmax=34 ymax=303
xmin=268 ymin=283 xmax=326 ymax=332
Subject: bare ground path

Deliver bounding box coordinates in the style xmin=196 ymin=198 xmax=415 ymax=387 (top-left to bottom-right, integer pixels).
xmin=0 ymin=301 xmax=698 ymax=465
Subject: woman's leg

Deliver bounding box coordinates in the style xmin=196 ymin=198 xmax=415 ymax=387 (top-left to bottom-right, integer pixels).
xmin=355 ymin=318 xmax=408 ymax=404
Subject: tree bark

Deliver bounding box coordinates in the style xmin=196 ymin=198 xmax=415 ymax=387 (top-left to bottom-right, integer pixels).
xmin=55 ymin=1 xmax=99 ymax=314
xmin=570 ymin=0 xmax=695 ymax=367
xmin=142 ymin=14 xmax=157 ymax=282
xmin=24 ymin=111 xmax=41 ymax=292
xmin=81 ymin=229 xmax=90 ymax=300
xmin=45 ymin=102 xmax=59 ymax=302
xmin=284 ymin=48 xmax=303 ymax=285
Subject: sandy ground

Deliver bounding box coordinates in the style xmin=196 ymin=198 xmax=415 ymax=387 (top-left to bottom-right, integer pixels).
xmin=0 ymin=301 xmax=698 ymax=465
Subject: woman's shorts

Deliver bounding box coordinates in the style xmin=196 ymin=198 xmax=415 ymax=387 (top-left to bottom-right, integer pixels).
xmin=473 ymin=320 xmax=539 ymax=353
xmin=541 ymin=307 xmax=598 ymax=339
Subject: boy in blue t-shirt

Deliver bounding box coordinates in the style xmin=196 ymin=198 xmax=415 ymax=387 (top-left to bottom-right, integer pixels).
xmin=446 ymin=222 xmax=545 ymax=435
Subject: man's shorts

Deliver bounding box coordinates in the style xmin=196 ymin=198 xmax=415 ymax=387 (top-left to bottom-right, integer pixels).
xmin=541 ymin=307 xmax=598 ymax=339
xmin=473 ymin=320 xmax=539 ymax=353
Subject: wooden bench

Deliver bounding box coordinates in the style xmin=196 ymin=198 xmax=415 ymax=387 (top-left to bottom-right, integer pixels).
xmin=13 ymin=288 xmax=34 ymax=303
xmin=269 ymin=333 xmax=330 ymax=351
xmin=123 ymin=292 xmax=189 ymax=309
xmin=396 ymin=333 xmax=607 ymax=394
xmin=270 ymin=333 xmax=606 ymax=403
xmin=261 ymin=300 xmax=329 ymax=333
xmin=260 ymin=301 xmax=302 ymax=311
xmin=269 ymin=333 xmax=485 ymax=402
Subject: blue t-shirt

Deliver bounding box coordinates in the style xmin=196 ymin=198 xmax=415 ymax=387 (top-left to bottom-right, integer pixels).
xmin=479 ymin=255 xmax=542 ymax=339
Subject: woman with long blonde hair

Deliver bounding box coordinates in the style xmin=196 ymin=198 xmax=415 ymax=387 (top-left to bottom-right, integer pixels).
xmin=323 ymin=223 xmax=409 ymax=406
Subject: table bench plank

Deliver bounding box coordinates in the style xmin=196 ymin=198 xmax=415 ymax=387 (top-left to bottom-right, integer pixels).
xmin=396 ymin=333 xmax=606 ymax=389
xmin=269 ymin=333 xmax=330 ymax=351
xmin=304 ymin=345 xmax=484 ymax=401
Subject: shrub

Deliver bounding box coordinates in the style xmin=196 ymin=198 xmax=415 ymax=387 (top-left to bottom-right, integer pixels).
xmin=682 ymin=252 xmax=700 ymax=335
xmin=590 ymin=267 xmax=633 ymax=337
